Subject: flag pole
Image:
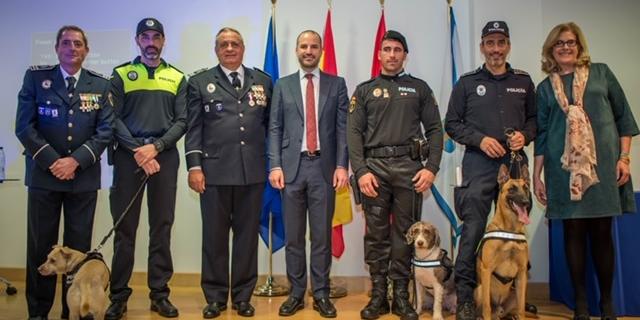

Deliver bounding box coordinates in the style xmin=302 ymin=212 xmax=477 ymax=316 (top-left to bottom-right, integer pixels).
xmin=254 ymin=0 xmax=288 ymax=297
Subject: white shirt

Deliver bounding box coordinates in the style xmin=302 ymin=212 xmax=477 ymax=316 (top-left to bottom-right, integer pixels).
xmin=60 ymin=67 xmax=81 ymax=89
xmin=220 ymin=64 xmax=244 ymax=88
xmin=299 ymin=68 xmax=320 ymax=152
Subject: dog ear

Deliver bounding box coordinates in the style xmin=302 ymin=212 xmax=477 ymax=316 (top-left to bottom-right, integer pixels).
xmin=520 ymin=164 xmax=530 ymax=183
xmin=434 ymin=227 xmax=441 ymax=247
xmin=59 ymin=246 xmax=73 ymax=259
xmin=405 ymin=224 xmax=417 ymax=244
xmin=497 ymin=164 xmax=509 ymax=185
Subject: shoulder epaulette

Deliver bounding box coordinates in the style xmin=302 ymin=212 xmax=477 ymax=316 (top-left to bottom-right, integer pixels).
xmin=166 ymin=63 xmax=184 ymax=74
xmin=86 ymin=69 xmax=110 ymax=80
xmin=29 ymin=65 xmax=55 ymax=71
xmin=114 ymin=61 xmax=133 ymax=69
xmin=459 ymin=67 xmax=482 ymax=78
xmin=188 ymin=67 xmax=209 ymax=78
xmin=252 ymin=67 xmax=272 ymax=79
xmin=512 ymin=68 xmax=530 ymax=76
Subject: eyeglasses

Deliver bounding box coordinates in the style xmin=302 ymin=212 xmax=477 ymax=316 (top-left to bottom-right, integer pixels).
xmin=554 ymin=39 xmax=577 ymax=48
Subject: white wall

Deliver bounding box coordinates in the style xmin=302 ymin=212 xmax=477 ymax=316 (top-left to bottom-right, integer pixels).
xmin=0 ymin=0 xmax=638 ymax=283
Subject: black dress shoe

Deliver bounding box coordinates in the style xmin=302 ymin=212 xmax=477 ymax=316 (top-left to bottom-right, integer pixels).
xmin=232 ymin=301 xmax=255 ymax=317
xmin=279 ymin=296 xmax=304 ymax=316
xmin=203 ymin=302 xmax=227 ymax=319
xmin=150 ymin=298 xmax=179 ymax=318
xmin=573 ymin=314 xmax=590 ymax=320
xmin=105 ymin=301 xmax=127 ymax=320
xmin=28 ymin=317 xmax=48 ymax=320
xmin=313 ymin=297 xmax=337 ymax=318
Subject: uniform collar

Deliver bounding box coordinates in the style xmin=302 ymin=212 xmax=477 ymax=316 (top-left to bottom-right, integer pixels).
xmin=60 ymin=66 xmax=81 ymax=84
xmin=481 ymin=63 xmax=513 ymax=80
xmin=379 ymin=69 xmax=407 ymax=81
xmin=133 ymin=56 xmax=168 ymax=68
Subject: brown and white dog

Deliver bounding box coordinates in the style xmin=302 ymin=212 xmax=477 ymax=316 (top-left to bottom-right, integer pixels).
xmin=475 ymin=163 xmax=531 ymax=319
xmin=38 ymin=245 xmax=110 ymax=320
xmin=406 ymin=221 xmax=457 ymax=320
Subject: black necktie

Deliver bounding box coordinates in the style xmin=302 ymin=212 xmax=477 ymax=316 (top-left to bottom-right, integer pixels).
xmin=229 ymin=72 xmax=241 ymax=90
xmin=66 ymin=76 xmax=76 ymax=97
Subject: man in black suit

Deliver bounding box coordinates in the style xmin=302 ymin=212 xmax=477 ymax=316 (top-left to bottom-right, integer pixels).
xmin=185 ymin=27 xmax=272 ymax=319
xmin=15 ymin=25 xmax=114 ymax=320
xmin=268 ymin=30 xmax=349 ymax=318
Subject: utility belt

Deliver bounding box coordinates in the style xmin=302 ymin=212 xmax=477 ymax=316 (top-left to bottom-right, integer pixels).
xmin=365 ymin=138 xmax=429 ymax=161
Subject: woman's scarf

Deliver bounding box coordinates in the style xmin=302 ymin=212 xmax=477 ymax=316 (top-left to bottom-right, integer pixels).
xmin=550 ymin=65 xmax=599 ymax=201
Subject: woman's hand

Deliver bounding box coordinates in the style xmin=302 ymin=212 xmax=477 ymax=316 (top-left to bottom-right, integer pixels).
xmin=616 ymin=160 xmax=631 ymax=186
xmin=533 ymin=177 xmax=547 ymax=206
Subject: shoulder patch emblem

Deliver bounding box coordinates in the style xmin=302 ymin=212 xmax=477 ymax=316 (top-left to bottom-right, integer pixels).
xmin=349 ymin=96 xmax=357 ymax=113
xmin=127 ymin=71 xmax=138 ymax=81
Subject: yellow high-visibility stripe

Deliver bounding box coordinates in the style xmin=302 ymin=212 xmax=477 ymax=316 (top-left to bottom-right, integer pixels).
xmin=116 ymin=64 xmax=183 ymax=95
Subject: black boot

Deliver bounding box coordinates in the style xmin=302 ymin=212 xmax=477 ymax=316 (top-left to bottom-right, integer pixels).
xmin=391 ymin=280 xmax=418 ymax=320
xmin=361 ymin=276 xmax=390 ymax=320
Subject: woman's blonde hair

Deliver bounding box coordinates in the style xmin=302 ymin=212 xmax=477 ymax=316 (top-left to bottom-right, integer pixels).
xmin=541 ymin=22 xmax=591 ymax=74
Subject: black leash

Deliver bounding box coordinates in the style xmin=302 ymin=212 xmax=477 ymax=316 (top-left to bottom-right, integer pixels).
xmin=504 ymin=127 xmax=524 ymax=178
xmin=91 ymin=171 xmax=149 ymax=253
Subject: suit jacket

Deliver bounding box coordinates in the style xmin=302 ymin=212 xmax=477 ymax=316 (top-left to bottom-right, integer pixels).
xmin=186 ymin=65 xmax=272 ymax=185
xmin=268 ymin=70 xmax=349 ymax=184
xmin=15 ymin=65 xmax=114 ymax=192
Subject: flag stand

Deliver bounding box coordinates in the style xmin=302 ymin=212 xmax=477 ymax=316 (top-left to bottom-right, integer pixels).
xmin=254 ymin=212 xmax=289 ymax=296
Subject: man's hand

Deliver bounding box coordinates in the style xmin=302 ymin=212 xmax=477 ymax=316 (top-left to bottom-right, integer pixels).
xmin=507 ymin=131 xmax=526 ymax=151
xmin=49 ymin=157 xmax=79 ymax=180
xmin=358 ymin=172 xmax=379 ymax=198
xmin=480 ymin=136 xmax=507 ymax=158
xmin=412 ymin=168 xmax=435 ymax=193
xmin=333 ymin=168 xmax=348 ymax=191
xmin=133 ymin=144 xmax=158 ymax=167
xmin=188 ymin=169 xmax=206 ymax=193
xmin=269 ymin=169 xmax=285 ymax=190
xmin=140 ymin=159 xmax=160 ymax=176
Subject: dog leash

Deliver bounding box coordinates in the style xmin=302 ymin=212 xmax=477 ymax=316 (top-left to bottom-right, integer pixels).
xmin=92 ymin=171 xmax=149 ymax=253
xmin=504 ymin=127 xmax=524 ymax=178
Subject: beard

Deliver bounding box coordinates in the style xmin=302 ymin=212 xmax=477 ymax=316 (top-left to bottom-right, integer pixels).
xmin=143 ymin=46 xmax=161 ymax=60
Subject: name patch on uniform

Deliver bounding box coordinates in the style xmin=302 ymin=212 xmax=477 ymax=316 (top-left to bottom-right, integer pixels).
xmin=506 ymin=87 xmax=526 ymax=93
xmin=79 ymin=93 xmax=101 ymax=112
xmin=250 ymin=85 xmax=267 ymax=107
xmin=476 ymin=85 xmax=486 ymax=96
xmin=398 ymin=86 xmax=416 ymax=93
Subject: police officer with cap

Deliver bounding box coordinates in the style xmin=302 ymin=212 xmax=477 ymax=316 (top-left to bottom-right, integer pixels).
xmin=444 ymin=21 xmax=536 ymax=320
xmin=106 ymin=17 xmax=187 ymax=319
xmin=348 ymin=30 xmax=443 ymax=320
xmin=15 ymin=25 xmax=114 ymax=320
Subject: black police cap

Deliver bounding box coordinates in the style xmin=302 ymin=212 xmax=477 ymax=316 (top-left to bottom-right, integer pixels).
xmin=382 ymin=30 xmax=408 ymax=53
xmin=136 ymin=18 xmax=164 ymax=37
xmin=481 ymin=21 xmax=509 ymax=38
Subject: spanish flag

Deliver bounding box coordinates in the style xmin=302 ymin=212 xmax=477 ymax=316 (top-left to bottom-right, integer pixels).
xmin=370 ymin=8 xmax=386 ymax=78
xmin=319 ymin=7 xmax=352 ymax=259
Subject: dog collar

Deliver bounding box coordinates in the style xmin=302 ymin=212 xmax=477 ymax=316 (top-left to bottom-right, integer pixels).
xmin=411 ymin=258 xmax=443 ymax=268
xmin=482 ymin=231 xmax=527 ymax=242
xmin=65 ymin=251 xmax=110 ymax=289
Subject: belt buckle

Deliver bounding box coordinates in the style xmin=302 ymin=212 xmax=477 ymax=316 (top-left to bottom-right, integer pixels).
xmin=305 ymin=150 xmax=319 ymax=157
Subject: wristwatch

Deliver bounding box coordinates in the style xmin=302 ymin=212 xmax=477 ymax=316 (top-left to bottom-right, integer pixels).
xmin=153 ymin=140 xmax=165 ymax=153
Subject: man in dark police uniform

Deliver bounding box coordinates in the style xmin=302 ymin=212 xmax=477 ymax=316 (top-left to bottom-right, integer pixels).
xmin=185 ymin=27 xmax=272 ymax=319
xmin=444 ymin=21 xmax=536 ymax=320
xmin=348 ymin=30 xmax=443 ymax=320
xmin=15 ymin=25 xmax=114 ymax=320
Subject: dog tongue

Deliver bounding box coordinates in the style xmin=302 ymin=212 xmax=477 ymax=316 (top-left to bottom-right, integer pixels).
xmin=513 ymin=202 xmax=531 ymax=225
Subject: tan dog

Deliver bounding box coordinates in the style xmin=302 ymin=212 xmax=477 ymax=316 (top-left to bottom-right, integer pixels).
xmin=406 ymin=221 xmax=457 ymax=320
xmin=38 ymin=245 xmax=109 ymax=320
xmin=475 ymin=164 xmax=531 ymax=319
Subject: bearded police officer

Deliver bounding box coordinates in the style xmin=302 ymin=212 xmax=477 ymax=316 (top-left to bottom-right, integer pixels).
xmin=15 ymin=25 xmax=114 ymax=320
xmin=348 ymin=30 xmax=443 ymax=320
xmin=444 ymin=21 xmax=536 ymax=320
xmin=185 ymin=27 xmax=272 ymax=318
xmin=106 ymin=18 xmax=187 ymax=319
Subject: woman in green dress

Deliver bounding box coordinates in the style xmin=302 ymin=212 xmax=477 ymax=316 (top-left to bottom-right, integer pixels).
xmin=533 ymin=22 xmax=638 ymax=320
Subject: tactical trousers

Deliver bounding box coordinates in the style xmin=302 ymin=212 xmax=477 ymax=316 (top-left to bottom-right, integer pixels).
xmin=362 ymin=155 xmax=423 ymax=280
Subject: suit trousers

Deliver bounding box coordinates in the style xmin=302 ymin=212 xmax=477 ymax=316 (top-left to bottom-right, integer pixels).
xmin=26 ymin=187 xmax=97 ymax=317
xmin=200 ymin=183 xmax=264 ymax=304
xmin=109 ymin=147 xmax=179 ymax=302
xmin=362 ymin=156 xmax=423 ymax=281
xmin=283 ymin=155 xmax=336 ymax=298
xmin=453 ymin=149 xmax=526 ymax=302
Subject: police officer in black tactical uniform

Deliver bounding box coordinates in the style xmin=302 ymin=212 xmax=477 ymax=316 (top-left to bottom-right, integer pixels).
xmin=444 ymin=21 xmax=536 ymax=320
xmin=105 ymin=18 xmax=186 ymax=319
xmin=185 ymin=27 xmax=272 ymax=319
xmin=348 ymin=30 xmax=443 ymax=320
xmin=15 ymin=25 xmax=114 ymax=320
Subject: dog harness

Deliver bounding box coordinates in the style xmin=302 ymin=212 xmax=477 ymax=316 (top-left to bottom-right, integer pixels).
xmin=411 ymin=249 xmax=454 ymax=282
xmin=476 ymin=230 xmax=527 ymax=285
xmin=65 ymin=251 xmax=110 ymax=290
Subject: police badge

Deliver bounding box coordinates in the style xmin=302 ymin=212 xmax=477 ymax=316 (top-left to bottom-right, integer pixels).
xmin=41 ymin=79 xmax=52 ymax=89
xmin=373 ymin=88 xmax=382 ymax=97
xmin=206 ymin=83 xmax=216 ymax=93
xmin=250 ymin=85 xmax=266 ymax=107
xmin=127 ymin=71 xmax=138 ymax=81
